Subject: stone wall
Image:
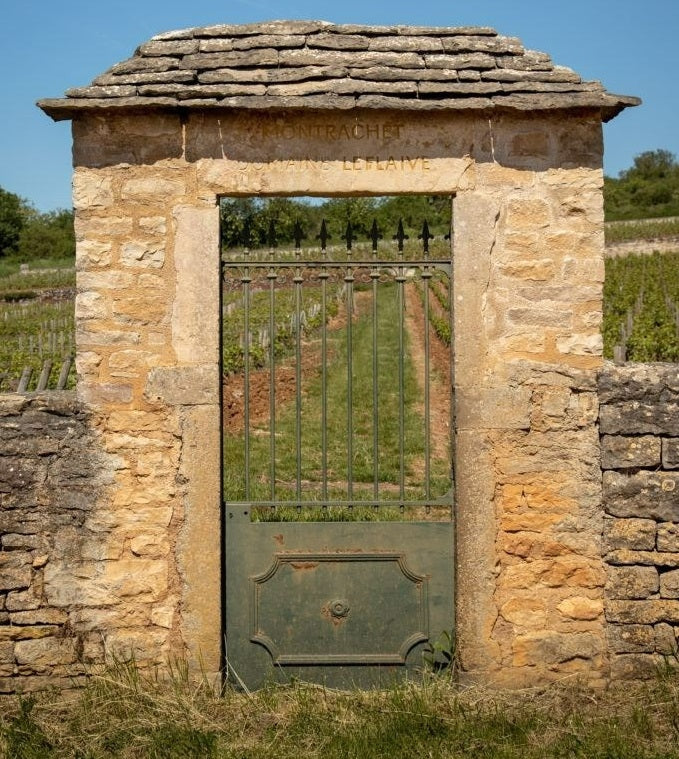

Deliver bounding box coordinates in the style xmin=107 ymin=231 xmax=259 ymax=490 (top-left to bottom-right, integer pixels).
xmin=0 ymin=394 xmax=116 ymax=693
xmin=600 ymin=363 xmax=679 ymax=679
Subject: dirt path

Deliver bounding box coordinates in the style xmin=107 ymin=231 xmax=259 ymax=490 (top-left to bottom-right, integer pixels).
xmin=404 ymin=283 xmax=452 ymax=465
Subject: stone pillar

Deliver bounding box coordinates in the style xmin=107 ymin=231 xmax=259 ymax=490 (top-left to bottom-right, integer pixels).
xmin=454 ymin=114 xmax=608 ymax=686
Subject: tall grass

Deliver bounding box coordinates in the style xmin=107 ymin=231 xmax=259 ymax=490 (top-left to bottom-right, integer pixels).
xmin=605 ymin=217 xmax=679 ymax=244
xmin=1 ymin=660 xmax=678 ymax=758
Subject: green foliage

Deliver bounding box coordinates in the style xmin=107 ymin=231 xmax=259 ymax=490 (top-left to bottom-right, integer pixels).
xmin=220 ymin=195 xmax=452 ymax=250
xmin=603 ymin=252 xmax=679 ymax=361
xmin=17 ymin=209 xmax=75 ymax=260
xmin=0 ymin=187 xmax=27 ymax=257
xmin=0 ymin=186 xmax=75 ymax=262
xmin=1 ymin=696 xmax=53 ymax=758
xmin=605 ymin=149 xmax=679 ymax=221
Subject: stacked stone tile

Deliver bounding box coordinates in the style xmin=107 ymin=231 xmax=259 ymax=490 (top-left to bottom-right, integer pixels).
xmin=0 ymin=395 xmax=111 ymax=692
xmin=38 ymin=20 xmax=638 ymax=121
xmin=600 ymin=363 xmax=679 ymax=679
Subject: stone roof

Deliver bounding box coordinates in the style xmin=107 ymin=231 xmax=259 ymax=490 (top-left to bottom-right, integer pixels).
xmin=38 ymin=20 xmax=640 ymax=122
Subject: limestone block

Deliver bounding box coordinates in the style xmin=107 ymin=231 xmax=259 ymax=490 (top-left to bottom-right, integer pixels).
xmin=5 ymin=589 xmax=42 ymax=611
xmin=603 ymin=471 xmax=679 ymax=521
xmin=0 ymin=555 xmax=31 ymax=591
xmin=600 ymin=402 xmax=679 ymax=436
xmin=150 ymin=603 xmax=176 ymax=629
xmin=0 ymin=642 xmax=14 ymax=676
xmin=555 ymin=333 xmax=602 ymax=356
xmin=606 ymin=600 xmax=679 ymax=624
xmin=9 ymin=609 xmax=68 ymax=625
xmin=512 ymin=631 xmax=602 ymax=667
xmin=0 ymin=626 xmax=58 ymax=642
xmin=74 ymin=215 xmax=133 ymax=241
xmin=606 ymin=566 xmax=658 ymax=599
xmin=72 ymin=171 xmax=114 ymax=210
xmin=77 ymin=270 xmax=135 ymax=290
xmin=610 ymin=653 xmax=660 ymax=680
xmin=108 ymin=349 xmax=160 ymax=379
xmin=505 ymin=198 xmax=551 ymax=230
xmin=499 ymin=597 xmax=547 ymax=627
xmin=75 ymin=291 xmax=109 ymax=320
xmin=601 ymin=435 xmax=661 ymax=469
xmin=112 ymin=295 xmax=168 ymax=326
xmin=607 ymin=624 xmax=655 ymax=654
xmin=120 ymin=176 xmax=186 ymax=201
xmin=662 ymin=439 xmax=679 ymax=469
xmin=654 ymin=623 xmax=678 ymax=655
xmin=598 ymin=363 xmax=679 ymax=405
xmin=139 ymin=216 xmax=167 ymax=235
xmin=1 ymin=534 xmax=42 ymax=550
xmin=73 ymin=112 xmax=183 ymax=167
xmin=78 ymin=382 xmax=134 ymax=405
xmin=498 ymin=258 xmax=554 ymax=281
xmin=606 ymin=550 xmax=679 ymax=568
xmin=603 ymin=518 xmax=656 ymax=551
xmin=14 ymin=637 xmax=78 ymax=671
xmin=660 ymin=569 xmax=679 ymax=599
xmin=657 ymin=523 xmax=679 ymax=552
xmin=120 ymin=241 xmax=165 ymax=269
xmin=507 ymin=307 xmax=572 ymax=328
xmin=129 ymin=531 xmax=170 ymax=558
xmin=172 ymin=205 xmax=220 ymax=364
xmin=76 ymin=240 xmax=112 ymax=269
xmin=145 ymin=365 xmax=219 ymax=406
xmin=556 ymin=596 xmax=603 ymax=620
xmin=104 ymin=627 xmax=169 ymax=663
xmin=455 ymin=385 xmax=531 ymax=430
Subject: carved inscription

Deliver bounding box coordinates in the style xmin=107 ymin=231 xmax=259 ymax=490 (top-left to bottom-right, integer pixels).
xmin=342 ymin=156 xmax=430 ymax=171
xmin=241 ymin=120 xmax=433 ymax=171
xmin=249 ymin=122 xmax=404 ymax=141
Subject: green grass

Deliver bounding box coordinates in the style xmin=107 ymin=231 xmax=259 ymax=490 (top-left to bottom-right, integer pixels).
xmin=0 ymin=258 xmax=75 ymax=390
xmin=2 ymin=660 xmax=678 ymax=758
xmin=605 ymin=217 xmax=679 ymax=244
xmin=223 ymin=281 xmax=451 ymax=516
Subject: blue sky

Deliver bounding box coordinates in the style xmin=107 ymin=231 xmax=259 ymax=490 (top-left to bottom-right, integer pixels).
xmin=1 ymin=0 xmax=677 ymax=211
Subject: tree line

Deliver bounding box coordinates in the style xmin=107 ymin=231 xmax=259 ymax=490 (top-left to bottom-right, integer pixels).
xmin=0 ymin=188 xmax=74 ymax=261
xmin=1 ymin=148 xmax=678 ymax=260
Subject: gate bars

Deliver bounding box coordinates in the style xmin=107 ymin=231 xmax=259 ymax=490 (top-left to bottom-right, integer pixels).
xmin=221 ymin=216 xmax=453 ymax=519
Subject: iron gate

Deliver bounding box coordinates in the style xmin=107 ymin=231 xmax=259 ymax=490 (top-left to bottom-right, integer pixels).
xmin=222 ymin=204 xmax=455 ymax=688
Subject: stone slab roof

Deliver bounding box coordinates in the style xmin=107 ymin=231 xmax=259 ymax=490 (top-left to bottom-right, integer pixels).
xmin=38 ymin=20 xmax=640 ymax=122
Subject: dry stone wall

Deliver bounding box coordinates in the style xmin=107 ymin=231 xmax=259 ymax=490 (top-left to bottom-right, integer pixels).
xmin=600 ymin=363 xmax=679 ymax=679
xmin=0 ymin=394 xmax=115 ymax=693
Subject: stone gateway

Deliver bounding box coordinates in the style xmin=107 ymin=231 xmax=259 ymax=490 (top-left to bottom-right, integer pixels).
xmin=1 ymin=20 xmax=658 ymax=692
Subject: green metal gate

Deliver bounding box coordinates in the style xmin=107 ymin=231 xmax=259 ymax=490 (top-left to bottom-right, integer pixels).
xmin=222 ymin=203 xmax=455 ymax=688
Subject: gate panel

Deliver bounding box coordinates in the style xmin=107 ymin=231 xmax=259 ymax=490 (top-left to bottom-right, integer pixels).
xmin=222 ymin=202 xmax=455 ymax=688
xmin=225 ymin=522 xmax=454 ymax=688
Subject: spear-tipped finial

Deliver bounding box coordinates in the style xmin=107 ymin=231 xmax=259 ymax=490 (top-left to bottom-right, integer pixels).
xmin=293 ymin=220 xmax=305 ymax=250
xmin=393 ymin=219 xmax=409 ymax=252
xmin=418 ymin=220 xmax=433 ymax=254
xmin=316 ymin=219 xmax=330 ymax=251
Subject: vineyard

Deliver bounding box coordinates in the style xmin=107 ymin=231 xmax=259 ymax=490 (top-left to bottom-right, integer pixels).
xmin=0 ymin=262 xmax=75 ymax=391
xmin=603 ymin=251 xmax=679 ymax=361
xmin=2 ymin=236 xmax=679 ymax=392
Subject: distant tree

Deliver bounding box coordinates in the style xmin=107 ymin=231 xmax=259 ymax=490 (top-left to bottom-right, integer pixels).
xmin=0 ymin=187 xmax=26 ymax=257
xmin=17 ymin=209 xmax=75 ymax=260
xmin=604 ymin=149 xmax=679 ymax=220
xmin=321 ymin=197 xmax=377 ymax=238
